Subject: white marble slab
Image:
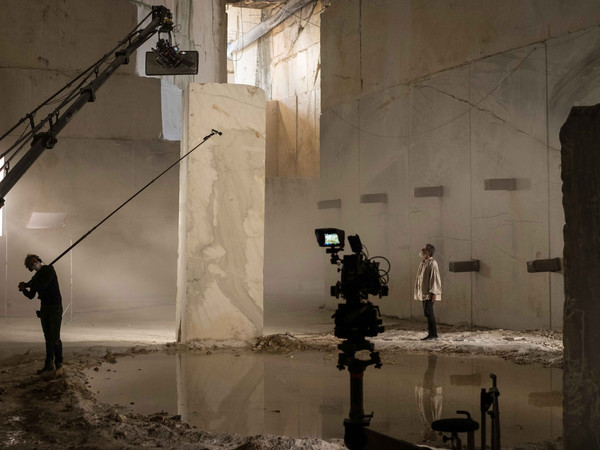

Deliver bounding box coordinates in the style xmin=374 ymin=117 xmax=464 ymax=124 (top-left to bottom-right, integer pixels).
xmin=177 ymin=83 xmax=265 ymax=341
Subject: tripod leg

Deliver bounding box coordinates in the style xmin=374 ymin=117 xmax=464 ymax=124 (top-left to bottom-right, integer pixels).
xmin=491 ymin=394 xmax=500 ymax=450
xmin=467 ymin=430 xmax=475 ymax=450
xmin=480 ymin=389 xmax=487 ymax=450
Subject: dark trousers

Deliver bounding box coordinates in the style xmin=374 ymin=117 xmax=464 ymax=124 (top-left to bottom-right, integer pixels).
xmin=39 ymin=305 xmax=63 ymax=367
xmin=422 ymin=300 xmax=438 ymax=337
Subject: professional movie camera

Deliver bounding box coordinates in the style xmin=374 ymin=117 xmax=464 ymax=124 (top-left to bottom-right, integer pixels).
xmin=315 ymin=228 xmax=389 ymax=342
xmin=316 ymin=228 xmax=403 ymax=450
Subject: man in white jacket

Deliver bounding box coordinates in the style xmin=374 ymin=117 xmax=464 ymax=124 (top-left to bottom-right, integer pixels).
xmin=414 ymin=243 xmax=442 ymax=340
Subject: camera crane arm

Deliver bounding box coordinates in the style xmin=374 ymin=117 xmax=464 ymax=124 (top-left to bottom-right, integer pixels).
xmin=0 ymin=6 xmax=175 ymax=208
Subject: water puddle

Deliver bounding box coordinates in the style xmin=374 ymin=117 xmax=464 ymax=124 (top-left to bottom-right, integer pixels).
xmin=86 ymin=351 xmax=561 ymax=447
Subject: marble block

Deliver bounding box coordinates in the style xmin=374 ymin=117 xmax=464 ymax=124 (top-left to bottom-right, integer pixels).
xmin=177 ymin=83 xmax=265 ymax=342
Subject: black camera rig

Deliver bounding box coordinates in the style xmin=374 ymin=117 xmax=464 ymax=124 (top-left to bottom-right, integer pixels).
xmin=315 ymin=228 xmax=389 ymax=342
xmin=316 ymin=228 xmax=419 ymax=450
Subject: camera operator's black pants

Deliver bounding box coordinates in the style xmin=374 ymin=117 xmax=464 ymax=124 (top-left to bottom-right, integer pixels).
xmin=39 ymin=305 xmax=63 ymax=368
xmin=422 ymin=300 xmax=438 ymax=338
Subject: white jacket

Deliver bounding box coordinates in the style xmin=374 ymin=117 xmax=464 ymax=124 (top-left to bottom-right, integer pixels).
xmin=414 ymin=257 xmax=442 ymax=301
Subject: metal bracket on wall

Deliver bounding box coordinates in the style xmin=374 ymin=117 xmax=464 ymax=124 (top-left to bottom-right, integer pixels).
xmin=526 ymin=258 xmax=562 ymax=273
xmin=414 ymin=186 xmax=444 ymax=197
xmin=360 ymin=193 xmax=388 ymax=204
xmin=484 ymin=178 xmax=517 ymax=191
xmin=317 ymin=199 xmax=342 ymax=209
xmin=449 ymin=260 xmax=480 ymax=272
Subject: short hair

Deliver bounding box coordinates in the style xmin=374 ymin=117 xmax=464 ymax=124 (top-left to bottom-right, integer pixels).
xmin=24 ymin=254 xmax=42 ymax=266
xmin=425 ymin=243 xmax=435 ymax=256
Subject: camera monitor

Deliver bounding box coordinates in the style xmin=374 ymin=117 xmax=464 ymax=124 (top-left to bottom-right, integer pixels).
xmin=315 ymin=228 xmax=345 ymax=249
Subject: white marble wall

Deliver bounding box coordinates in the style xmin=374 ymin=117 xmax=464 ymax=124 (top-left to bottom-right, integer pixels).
xmin=320 ymin=2 xmax=600 ymax=329
xmin=470 ymin=44 xmax=550 ymax=329
xmin=356 ymin=86 xmax=411 ymax=319
xmin=322 ymin=0 xmax=600 ymax=111
xmin=177 ymin=83 xmax=265 ymax=341
xmin=264 ymin=178 xmax=323 ymax=313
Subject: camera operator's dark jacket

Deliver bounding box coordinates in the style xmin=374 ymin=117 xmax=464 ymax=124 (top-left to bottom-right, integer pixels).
xmin=23 ymin=265 xmax=62 ymax=306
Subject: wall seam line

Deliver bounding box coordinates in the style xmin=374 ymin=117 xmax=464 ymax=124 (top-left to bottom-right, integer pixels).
xmin=469 ymin=62 xmax=474 ymax=329
xmin=545 ymin=42 xmax=552 ymax=330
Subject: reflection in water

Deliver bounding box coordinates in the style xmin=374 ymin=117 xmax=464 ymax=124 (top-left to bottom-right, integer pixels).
xmin=177 ymin=352 xmax=265 ymax=435
xmin=86 ymin=351 xmax=562 ymax=447
xmin=415 ymin=354 xmax=442 ymax=442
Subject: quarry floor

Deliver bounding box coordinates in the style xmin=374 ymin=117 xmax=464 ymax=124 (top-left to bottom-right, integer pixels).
xmin=0 ymin=310 xmax=563 ymax=449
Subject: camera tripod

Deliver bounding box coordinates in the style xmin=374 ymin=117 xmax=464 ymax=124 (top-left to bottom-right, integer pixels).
xmin=336 ymin=338 xmax=423 ymax=450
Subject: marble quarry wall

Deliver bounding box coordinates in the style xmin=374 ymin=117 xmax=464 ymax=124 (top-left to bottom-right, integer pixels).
xmin=320 ymin=0 xmax=600 ymax=329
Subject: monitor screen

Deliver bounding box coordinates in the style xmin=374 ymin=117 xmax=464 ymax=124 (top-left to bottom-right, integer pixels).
xmin=324 ymin=232 xmax=341 ymax=246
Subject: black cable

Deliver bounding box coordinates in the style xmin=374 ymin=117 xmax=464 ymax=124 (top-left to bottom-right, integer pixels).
xmin=49 ymin=129 xmax=222 ymax=266
xmin=369 ymin=255 xmax=391 ymax=283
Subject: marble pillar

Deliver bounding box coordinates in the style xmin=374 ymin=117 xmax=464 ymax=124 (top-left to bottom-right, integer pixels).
xmin=560 ymin=104 xmax=600 ymax=448
xmin=177 ymin=83 xmax=265 ymax=342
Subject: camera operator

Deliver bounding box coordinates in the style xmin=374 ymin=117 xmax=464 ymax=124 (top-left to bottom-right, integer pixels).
xmin=18 ymin=254 xmax=64 ymax=375
xmin=414 ymin=243 xmax=442 ymax=340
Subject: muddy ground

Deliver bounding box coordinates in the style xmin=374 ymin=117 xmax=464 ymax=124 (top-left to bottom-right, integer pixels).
xmin=0 ymin=324 xmax=564 ymax=449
